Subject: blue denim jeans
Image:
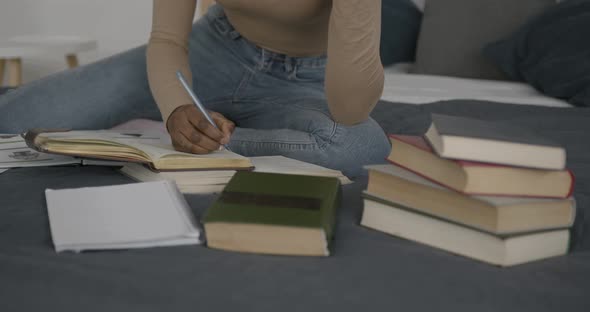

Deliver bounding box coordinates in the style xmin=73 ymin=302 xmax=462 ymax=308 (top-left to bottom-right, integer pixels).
xmin=0 ymin=5 xmax=390 ymax=177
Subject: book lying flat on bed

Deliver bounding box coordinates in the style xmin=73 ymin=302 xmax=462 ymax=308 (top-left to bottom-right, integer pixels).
xmin=24 ymin=129 xmax=253 ymax=171
xmin=45 ymin=180 xmax=202 ymax=252
xmin=425 ymin=114 xmax=566 ymax=170
xmin=120 ymin=155 xmax=352 ymax=194
xmin=361 ymin=196 xmax=569 ymax=267
xmin=204 ymin=171 xmax=341 ymax=256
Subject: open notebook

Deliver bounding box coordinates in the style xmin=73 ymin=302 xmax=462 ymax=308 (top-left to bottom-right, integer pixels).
xmin=24 ymin=129 xmax=253 ymax=171
xmin=45 ymin=180 xmax=202 ymax=252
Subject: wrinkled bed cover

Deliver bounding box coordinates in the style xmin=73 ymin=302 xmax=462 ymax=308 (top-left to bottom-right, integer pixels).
xmin=1 ymin=100 xmax=589 ymax=311
xmin=381 ymin=66 xmax=572 ymax=107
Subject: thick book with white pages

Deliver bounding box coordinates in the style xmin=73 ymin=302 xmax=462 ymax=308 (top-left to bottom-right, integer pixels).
xmin=361 ymin=197 xmax=569 ymax=267
xmin=119 ymin=155 xmax=352 ymax=194
xmin=45 ymin=180 xmax=202 ymax=252
xmin=425 ymin=114 xmax=566 ymax=169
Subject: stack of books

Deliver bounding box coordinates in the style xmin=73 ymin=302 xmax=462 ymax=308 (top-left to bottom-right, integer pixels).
xmin=361 ymin=114 xmax=576 ymax=267
xmin=22 ymin=129 xmax=351 ymax=191
xmin=27 ymin=128 xmax=346 ymax=256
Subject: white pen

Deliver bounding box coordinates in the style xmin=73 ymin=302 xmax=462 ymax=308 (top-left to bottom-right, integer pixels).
xmin=175 ymin=70 xmax=231 ymax=151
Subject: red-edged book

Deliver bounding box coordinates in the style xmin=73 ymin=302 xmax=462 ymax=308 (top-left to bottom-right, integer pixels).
xmin=387 ymin=135 xmax=574 ymax=198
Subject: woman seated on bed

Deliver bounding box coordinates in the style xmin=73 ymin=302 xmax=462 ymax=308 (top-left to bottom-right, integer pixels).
xmin=0 ymin=0 xmax=390 ymax=177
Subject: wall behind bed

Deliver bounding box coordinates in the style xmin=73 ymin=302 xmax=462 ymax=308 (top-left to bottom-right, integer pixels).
xmin=0 ymin=0 xmax=208 ymax=84
xmin=0 ymin=0 xmax=425 ymax=84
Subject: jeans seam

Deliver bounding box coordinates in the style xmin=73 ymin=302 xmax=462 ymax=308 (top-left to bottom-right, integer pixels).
xmin=232 ymin=68 xmax=255 ymax=103
xmin=316 ymin=122 xmax=339 ymax=151
xmin=230 ymin=138 xmax=320 ymax=151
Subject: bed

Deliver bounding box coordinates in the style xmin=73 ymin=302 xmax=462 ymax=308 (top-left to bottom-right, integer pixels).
xmin=2 ymin=74 xmax=590 ymax=309
xmin=3 ymin=1 xmax=590 ymax=309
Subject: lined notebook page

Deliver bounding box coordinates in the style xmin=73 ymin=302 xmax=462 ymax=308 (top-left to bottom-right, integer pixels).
xmin=45 ymin=180 xmax=201 ymax=252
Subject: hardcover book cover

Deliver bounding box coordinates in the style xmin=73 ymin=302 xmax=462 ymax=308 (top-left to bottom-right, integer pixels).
xmin=203 ymin=171 xmax=341 ymax=256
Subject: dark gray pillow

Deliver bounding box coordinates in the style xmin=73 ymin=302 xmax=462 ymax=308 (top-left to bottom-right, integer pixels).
xmin=484 ymin=0 xmax=590 ymax=107
xmin=379 ymin=0 xmax=423 ymax=66
xmin=412 ymin=0 xmax=554 ymax=80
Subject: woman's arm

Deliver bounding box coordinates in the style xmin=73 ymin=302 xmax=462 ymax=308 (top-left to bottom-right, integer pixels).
xmin=325 ymin=0 xmax=383 ymax=125
xmin=147 ymin=0 xmax=234 ymax=155
xmin=146 ymin=0 xmax=197 ymax=123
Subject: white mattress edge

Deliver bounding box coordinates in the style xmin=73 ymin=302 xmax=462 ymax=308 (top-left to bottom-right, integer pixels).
xmin=381 ymin=66 xmax=572 ymax=108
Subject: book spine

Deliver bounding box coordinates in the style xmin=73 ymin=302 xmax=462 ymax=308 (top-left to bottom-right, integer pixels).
xmin=567 ymin=170 xmax=576 ymax=198
xmin=385 ymin=158 xmax=464 ymax=193
xmin=385 ymin=158 xmax=571 ymax=199
xmin=23 ymin=128 xmax=71 ymax=152
xmin=362 ymin=193 xmax=572 ymax=237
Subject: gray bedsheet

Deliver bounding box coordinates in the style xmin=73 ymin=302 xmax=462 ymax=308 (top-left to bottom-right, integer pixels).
xmin=1 ymin=100 xmax=589 ymax=311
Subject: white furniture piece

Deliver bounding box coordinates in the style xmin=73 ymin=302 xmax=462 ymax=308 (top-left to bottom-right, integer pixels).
xmin=0 ymin=35 xmax=97 ymax=87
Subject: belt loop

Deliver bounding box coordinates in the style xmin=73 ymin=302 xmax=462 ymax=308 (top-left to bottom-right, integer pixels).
xmin=212 ymin=16 xmax=228 ymax=34
xmin=257 ymin=49 xmax=266 ymax=71
xmin=288 ymin=65 xmax=298 ymax=80
xmin=228 ymin=30 xmax=241 ymax=40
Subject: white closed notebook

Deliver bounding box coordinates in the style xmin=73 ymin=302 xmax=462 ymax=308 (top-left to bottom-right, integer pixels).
xmin=45 ymin=180 xmax=202 ymax=252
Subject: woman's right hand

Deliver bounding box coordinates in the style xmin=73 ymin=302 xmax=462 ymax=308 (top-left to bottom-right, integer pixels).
xmin=166 ymin=104 xmax=235 ymax=154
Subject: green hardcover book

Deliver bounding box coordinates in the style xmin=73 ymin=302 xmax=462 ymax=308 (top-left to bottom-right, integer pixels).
xmin=203 ymin=171 xmax=341 ymax=256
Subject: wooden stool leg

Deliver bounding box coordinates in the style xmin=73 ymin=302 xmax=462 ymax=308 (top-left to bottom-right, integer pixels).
xmin=7 ymin=58 xmax=22 ymax=87
xmin=66 ymin=54 xmax=79 ymax=68
xmin=0 ymin=58 xmax=5 ymax=86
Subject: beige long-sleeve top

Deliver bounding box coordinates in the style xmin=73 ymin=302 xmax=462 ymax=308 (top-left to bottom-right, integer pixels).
xmin=147 ymin=0 xmax=383 ymax=125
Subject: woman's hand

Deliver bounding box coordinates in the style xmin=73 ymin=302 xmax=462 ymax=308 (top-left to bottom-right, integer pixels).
xmin=166 ymin=104 xmax=235 ymax=154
